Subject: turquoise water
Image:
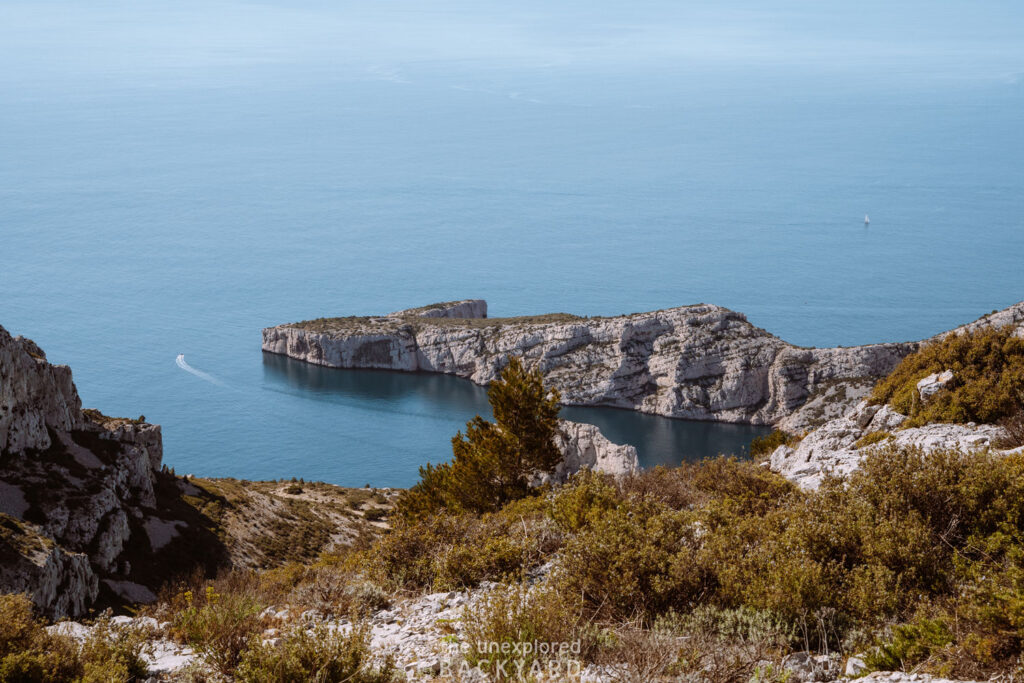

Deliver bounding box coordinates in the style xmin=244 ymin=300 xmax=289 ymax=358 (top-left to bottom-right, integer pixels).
xmin=2 ymin=1 xmax=1022 ymax=486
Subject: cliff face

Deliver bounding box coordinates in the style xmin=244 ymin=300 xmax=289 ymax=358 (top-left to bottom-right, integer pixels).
xmin=0 ymin=325 xmax=171 ymax=618
xmin=262 ymin=301 xmax=919 ymax=427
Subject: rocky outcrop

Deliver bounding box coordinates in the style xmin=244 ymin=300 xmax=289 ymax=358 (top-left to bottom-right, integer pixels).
xmin=0 ymin=329 xmax=81 ymax=454
xmin=0 ymin=514 xmax=98 ymax=618
xmin=0 ymin=325 xmax=171 ymax=618
xmin=265 ymin=300 xmax=1024 ymax=429
xmin=264 ymin=301 xmax=943 ymax=427
xmin=769 ymin=400 xmax=1006 ymax=490
xmin=548 ymin=420 xmax=639 ymax=484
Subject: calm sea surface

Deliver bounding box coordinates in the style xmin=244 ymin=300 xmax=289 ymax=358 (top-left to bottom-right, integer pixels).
xmin=2 ymin=1 xmax=1022 ymax=485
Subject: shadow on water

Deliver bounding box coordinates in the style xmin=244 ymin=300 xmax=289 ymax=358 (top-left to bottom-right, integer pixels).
xmin=261 ymin=353 xmax=771 ymax=470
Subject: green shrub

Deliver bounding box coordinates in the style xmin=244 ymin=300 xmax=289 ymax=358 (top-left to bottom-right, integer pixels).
xmin=864 ymin=617 xmax=953 ymax=673
xmin=172 ymin=586 xmax=266 ymax=676
xmin=555 ymin=499 xmax=703 ymax=621
xmin=396 ymin=357 xmax=562 ymax=521
xmin=78 ymin=615 xmax=153 ymax=682
xmin=750 ymin=430 xmax=792 ymax=458
xmin=236 ymin=622 xmax=394 ymax=683
xmin=870 ymin=326 xmax=1024 ymax=427
xmin=362 ymin=495 xmax=558 ymax=592
xmin=853 ymin=430 xmax=891 ymax=449
xmin=0 ymin=594 xmax=150 ymax=683
xmin=363 ymin=507 xmax=386 ymax=522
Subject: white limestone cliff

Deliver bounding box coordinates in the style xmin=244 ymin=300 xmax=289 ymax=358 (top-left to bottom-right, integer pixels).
xmin=265 ymin=300 xmax=1024 ymax=430
xmin=0 ymin=324 xmax=168 ymax=618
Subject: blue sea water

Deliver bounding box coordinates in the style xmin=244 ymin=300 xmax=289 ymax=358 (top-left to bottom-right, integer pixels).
xmin=1 ymin=1 xmax=1022 ymax=486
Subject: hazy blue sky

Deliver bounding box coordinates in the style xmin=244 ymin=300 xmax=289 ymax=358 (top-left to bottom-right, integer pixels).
xmin=2 ymin=1 xmax=1022 ymax=87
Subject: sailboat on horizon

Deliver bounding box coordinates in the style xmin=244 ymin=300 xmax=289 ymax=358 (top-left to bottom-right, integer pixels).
xmin=864 ymin=214 xmax=870 ymax=225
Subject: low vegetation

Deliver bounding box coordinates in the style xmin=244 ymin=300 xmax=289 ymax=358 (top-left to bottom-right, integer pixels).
xmin=749 ymin=429 xmax=794 ymax=458
xmin=853 ymin=430 xmax=891 ymax=449
xmin=870 ymin=326 xmax=1024 ymax=428
xmin=9 ymin=340 xmax=1024 ymax=680
xmin=0 ymin=594 xmax=151 ymax=682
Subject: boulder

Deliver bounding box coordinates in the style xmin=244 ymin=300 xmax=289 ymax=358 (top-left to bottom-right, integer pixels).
xmin=917 ymin=369 xmax=954 ymax=402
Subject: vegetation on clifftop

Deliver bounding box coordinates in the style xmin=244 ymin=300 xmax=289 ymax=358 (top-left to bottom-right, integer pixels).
xmin=870 ymin=326 xmax=1024 ymax=428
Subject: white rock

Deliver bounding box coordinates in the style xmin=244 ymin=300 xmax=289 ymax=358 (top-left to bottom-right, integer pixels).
xmin=844 ymin=655 xmax=867 ymax=677
xmin=771 ymin=400 xmax=1006 ymax=490
xmin=917 ymin=370 xmax=954 ymax=402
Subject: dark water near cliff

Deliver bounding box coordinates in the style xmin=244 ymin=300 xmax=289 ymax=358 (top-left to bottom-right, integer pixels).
xmin=2 ymin=1 xmax=1022 ymax=485
xmin=262 ymin=354 xmax=769 ymax=480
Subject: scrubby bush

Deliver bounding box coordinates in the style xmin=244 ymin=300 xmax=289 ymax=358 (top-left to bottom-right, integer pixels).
xmin=461 ymin=580 xmax=591 ymax=678
xmin=396 ymin=357 xmax=561 ymax=521
xmin=236 ymin=622 xmax=394 ymax=683
xmin=870 ymin=326 xmax=1024 ymax=427
xmin=750 ymin=429 xmax=792 ymax=458
xmin=0 ymin=594 xmax=151 ymax=683
xmin=362 ymin=495 xmax=558 ymax=592
xmin=172 ymin=586 xmax=266 ymax=676
xmin=77 ymin=615 xmax=153 ymax=682
xmin=555 ymin=499 xmax=702 ymax=621
xmin=0 ymin=594 xmax=80 ymax=682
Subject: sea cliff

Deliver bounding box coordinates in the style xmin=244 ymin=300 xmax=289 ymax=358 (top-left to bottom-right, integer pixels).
xmin=262 ymin=299 xmax=914 ymax=430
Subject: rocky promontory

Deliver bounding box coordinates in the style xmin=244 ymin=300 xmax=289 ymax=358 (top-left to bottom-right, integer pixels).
xmin=264 ymin=300 xmax=1024 ymax=431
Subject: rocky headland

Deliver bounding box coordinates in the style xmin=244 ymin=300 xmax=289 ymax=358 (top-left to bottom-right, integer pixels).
xmin=265 ymin=299 xmax=1024 ymax=432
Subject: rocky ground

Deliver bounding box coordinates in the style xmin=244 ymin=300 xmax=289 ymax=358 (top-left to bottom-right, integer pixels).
xmin=50 ymin=590 xmax=987 ymax=682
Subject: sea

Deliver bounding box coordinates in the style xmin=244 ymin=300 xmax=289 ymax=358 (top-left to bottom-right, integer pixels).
xmin=2 ymin=0 xmax=1022 ymax=486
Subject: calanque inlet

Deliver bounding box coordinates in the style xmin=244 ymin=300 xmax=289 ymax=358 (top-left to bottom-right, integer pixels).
xmin=2 ymin=299 xmax=1024 ymax=681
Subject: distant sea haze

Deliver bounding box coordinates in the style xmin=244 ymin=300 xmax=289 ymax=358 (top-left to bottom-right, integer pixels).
xmin=2 ymin=0 xmax=1022 ymax=485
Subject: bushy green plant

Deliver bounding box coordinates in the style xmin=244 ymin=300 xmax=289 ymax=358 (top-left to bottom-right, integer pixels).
xmin=870 ymin=326 xmax=1024 ymax=426
xmin=172 ymin=586 xmax=266 ymax=676
xmin=396 ymin=357 xmax=561 ymax=520
xmin=0 ymin=594 xmax=151 ymax=683
xmin=864 ymin=617 xmax=953 ymax=673
xmin=362 ymin=495 xmax=558 ymax=591
xmin=78 ymin=615 xmax=153 ymax=682
xmin=750 ymin=430 xmax=792 ymax=458
xmin=555 ymin=498 xmax=703 ymax=621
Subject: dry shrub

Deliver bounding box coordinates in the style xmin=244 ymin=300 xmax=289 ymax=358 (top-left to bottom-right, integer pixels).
xmin=285 ymin=565 xmax=390 ymax=617
xmin=172 ymin=585 xmax=267 ymax=676
xmin=360 ymin=494 xmax=559 ymax=593
xmin=460 ymin=580 xmax=593 ymax=679
xmin=236 ymin=621 xmax=394 ymax=683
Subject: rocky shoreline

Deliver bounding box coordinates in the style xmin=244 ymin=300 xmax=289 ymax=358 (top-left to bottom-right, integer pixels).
xmin=263 ymin=300 xmax=1024 ymax=431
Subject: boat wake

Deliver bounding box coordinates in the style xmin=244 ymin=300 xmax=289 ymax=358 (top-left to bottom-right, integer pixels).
xmin=176 ymin=354 xmax=226 ymax=387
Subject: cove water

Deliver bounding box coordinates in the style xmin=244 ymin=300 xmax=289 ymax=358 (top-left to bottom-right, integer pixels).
xmin=2 ymin=1 xmax=1022 ymax=486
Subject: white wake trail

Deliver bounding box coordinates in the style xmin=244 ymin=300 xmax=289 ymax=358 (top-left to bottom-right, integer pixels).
xmin=176 ymin=354 xmax=226 ymax=387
